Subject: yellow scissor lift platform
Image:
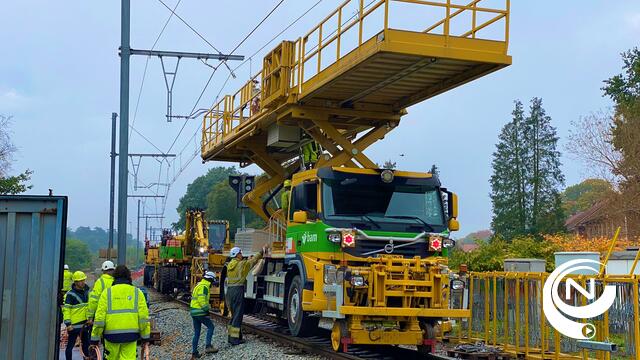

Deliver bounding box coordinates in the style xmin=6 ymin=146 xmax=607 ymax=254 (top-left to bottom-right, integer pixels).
xmin=202 ymin=0 xmax=511 ymax=219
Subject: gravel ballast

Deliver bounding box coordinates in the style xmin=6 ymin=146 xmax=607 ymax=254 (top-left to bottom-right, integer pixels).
xmin=146 ymin=290 xmax=326 ymax=360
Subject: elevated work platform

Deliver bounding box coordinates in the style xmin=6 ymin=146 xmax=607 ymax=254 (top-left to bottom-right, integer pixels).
xmin=201 ymin=0 xmax=512 ymax=219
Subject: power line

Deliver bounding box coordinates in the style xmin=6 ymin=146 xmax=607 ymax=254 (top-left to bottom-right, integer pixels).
xmin=130 ymin=0 xmax=183 ymax=137
xmin=165 ymin=0 xmax=287 ymax=154
xmin=163 ymin=0 xmax=325 ymax=191
xmin=155 ymin=0 xmax=224 ymax=54
xmin=228 ymin=0 xmax=287 ymax=56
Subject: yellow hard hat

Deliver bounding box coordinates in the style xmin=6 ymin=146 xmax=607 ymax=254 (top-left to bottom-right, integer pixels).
xmin=72 ymin=271 xmax=87 ymax=282
xmin=284 ymin=180 xmax=291 ymax=188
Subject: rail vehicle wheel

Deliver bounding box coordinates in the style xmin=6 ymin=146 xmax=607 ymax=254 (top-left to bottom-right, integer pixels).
xmin=331 ymin=320 xmax=348 ymax=352
xmin=417 ymin=319 xmax=437 ymax=354
xmin=287 ymin=275 xmax=319 ymax=336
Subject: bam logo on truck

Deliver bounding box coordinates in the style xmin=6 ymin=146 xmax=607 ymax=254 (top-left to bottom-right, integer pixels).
xmin=301 ymin=232 xmax=318 ymax=245
xmin=543 ymin=259 xmax=617 ymax=339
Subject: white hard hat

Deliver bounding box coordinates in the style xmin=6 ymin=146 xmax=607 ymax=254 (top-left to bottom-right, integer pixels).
xmin=230 ymin=247 xmax=242 ymax=258
xmin=203 ymin=271 xmax=216 ymax=281
xmin=64 ymin=264 xmax=69 ymax=270
xmin=101 ymin=260 xmax=116 ymax=271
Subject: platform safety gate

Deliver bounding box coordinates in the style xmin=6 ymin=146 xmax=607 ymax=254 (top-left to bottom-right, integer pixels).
xmin=452 ymin=272 xmax=640 ymax=359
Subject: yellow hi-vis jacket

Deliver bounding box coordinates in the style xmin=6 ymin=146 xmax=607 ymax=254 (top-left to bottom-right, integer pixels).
xmin=226 ymin=250 xmax=264 ymax=287
xmin=62 ymin=269 xmax=73 ymax=292
xmin=189 ymin=279 xmax=212 ymax=317
xmin=88 ymin=273 xmax=114 ymax=319
xmin=63 ymin=284 xmax=90 ymax=326
xmin=91 ymin=281 xmax=150 ymax=343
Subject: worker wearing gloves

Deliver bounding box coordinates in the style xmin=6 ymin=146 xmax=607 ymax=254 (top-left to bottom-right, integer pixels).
xmin=62 ymin=264 xmax=73 ymax=293
xmin=281 ymin=180 xmax=291 ymax=218
xmin=63 ymin=271 xmax=90 ymax=360
xmin=225 ymin=246 xmax=265 ymax=345
xmin=190 ymin=271 xmax=218 ymax=359
xmin=88 ymin=260 xmax=115 ymax=322
xmin=91 ymin=265 xmax=150 ymax=360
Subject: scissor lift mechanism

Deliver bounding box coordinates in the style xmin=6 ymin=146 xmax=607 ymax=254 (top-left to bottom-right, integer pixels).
xmin=201 ymin=0 xmax=511 ymax=219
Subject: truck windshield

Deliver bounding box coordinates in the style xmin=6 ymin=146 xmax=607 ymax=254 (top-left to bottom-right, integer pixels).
xmin=322 ymin=178 xmax=445 ymax=229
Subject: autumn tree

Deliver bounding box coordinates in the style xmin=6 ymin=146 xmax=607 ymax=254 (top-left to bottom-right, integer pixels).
xmin=602 ymin=47 xmax=640 ymax=228
xmin=490 ymin=99 xmax=565 ymax=240
xmin=567 ymin=110 xmax=623 ymax=185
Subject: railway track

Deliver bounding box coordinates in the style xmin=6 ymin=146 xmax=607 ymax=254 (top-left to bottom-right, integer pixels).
xmin=158 ymin=291 xmax=454 ymax=360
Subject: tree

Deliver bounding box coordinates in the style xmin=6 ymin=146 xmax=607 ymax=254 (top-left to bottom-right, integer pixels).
xmin=602 ymin=47 xmax=640 ymax=226
xmin=490 ymin=99 xmax=565 ymax=240
xmin=524 ymin=98 xmax=565 ymax=234
xmin=490 ymin=101 xmax=527 ymax=239
xmin=0 ymin=169 xmax=33 ymax=195
xmin=65 ymin=238 xmax=93 ymax=271
xmin=174 ymin=166 xmax=237 ymax=230
xmin=206 ymin=181 xmax=264 ymax=237
xmin=567 ymin=111 xmax=623 ymax=185
xmin=562 ymin=179 xmax=613 ymax=216
xmin=0 ymin=115 xmax=32 ymax=194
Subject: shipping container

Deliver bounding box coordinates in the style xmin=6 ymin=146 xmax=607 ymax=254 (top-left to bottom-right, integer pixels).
xmin=0 ymin=195 xmax=68 ymax=360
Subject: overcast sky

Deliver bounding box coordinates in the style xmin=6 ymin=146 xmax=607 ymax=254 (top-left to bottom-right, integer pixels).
xmin=2 ymin=1 xmax=640 ymax=238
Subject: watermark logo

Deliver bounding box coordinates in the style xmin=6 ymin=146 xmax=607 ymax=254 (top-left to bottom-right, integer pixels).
xmin=543 ymin=259 xmax=616 ymax=339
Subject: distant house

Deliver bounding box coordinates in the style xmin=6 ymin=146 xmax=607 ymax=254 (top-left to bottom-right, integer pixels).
xmin=565 ymin=201 xmax=634 ymax=239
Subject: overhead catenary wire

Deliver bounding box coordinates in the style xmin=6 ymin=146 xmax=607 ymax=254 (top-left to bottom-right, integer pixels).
xmin=130 ymin=0 xmax=183 ymax=138
xmin=165 ymin=0 xmax=289 ymax=155
xmin=163 ymin=0 xmax=326 ymax=193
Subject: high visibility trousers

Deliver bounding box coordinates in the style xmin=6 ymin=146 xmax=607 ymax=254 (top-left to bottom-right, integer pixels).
xmin=225 ymin=286 xmax=245 ymax=344
xmin=104 ymin=340 xmax=137 ymax=360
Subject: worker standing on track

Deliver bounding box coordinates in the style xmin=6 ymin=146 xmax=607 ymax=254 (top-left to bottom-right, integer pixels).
xmin=190 ymin=271 xmax=218 ymax=359
xmin=62 ymin=264 xmax=73 ymax=293
xmin=63 ymin=271 xmax=90 ymax=360
xmin=91 ymin=265 xmax=150 ymax=360
xmin=225 ymin=246 xmax=265 ymax=345
xmin=281 ymin=180 xmax=291 ymax=218
xmin=88 ymin=260 xmax=115 ymax=322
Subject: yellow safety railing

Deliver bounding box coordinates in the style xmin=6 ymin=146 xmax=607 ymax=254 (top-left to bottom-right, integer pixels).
xmin=202 ymin=0 xmax=510 ymax=153
xmin=300 ymin=0 xmax=509 ymax=85
xmin=459 ymin=272 xmax=640 ymax=359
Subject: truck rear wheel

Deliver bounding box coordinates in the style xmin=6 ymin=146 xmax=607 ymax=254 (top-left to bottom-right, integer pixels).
xmin=287 ymin=275 xmax=319 ymax=336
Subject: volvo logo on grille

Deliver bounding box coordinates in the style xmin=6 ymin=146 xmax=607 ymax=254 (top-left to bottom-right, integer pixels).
xmin=384 ymin=242 xmax=394 ymax=254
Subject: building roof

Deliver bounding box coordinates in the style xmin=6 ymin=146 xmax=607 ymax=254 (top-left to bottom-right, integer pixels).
xmin=565 ymin=201 xmax=609 ymax=231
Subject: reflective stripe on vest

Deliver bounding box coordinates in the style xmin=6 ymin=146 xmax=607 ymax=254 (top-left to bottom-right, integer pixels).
xmin=106 ymin=287 xmax=139 ymax=314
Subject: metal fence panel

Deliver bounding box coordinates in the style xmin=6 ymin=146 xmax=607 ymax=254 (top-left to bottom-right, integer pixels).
xmin=0 ymin=196 xmax=67 ymax=360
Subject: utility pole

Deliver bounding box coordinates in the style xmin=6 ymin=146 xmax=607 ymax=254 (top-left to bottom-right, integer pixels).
xmin=136 ymin=199 xmax=140 ymax=267
xmin=108 ymin=112 xmax=117 ymax=260
xmin=115 ymin=0 xmax=244 ymax=266
xmin=117 ymin=0 xmax=131 ymax=266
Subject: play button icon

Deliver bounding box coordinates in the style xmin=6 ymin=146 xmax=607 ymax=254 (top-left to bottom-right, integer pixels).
xmin=582 ymin=323 xmax=596 ymax=339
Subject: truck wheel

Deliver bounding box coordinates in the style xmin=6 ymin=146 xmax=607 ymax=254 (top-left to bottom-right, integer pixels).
xmin=417 ymin=319 xmax=436 ymax=354
xmin=287 ymin=275 xmax=319 ymax=336
xmin=331 ymin=320 xmax=347 ymax=352
xmin=160 ymin=267 xmax=172 ymax=294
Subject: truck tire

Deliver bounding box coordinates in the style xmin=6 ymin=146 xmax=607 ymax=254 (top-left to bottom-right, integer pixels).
xmin=160 ymin=267 xmax=173 ymax=294
xmin=287 ymin=275 xmax=319 ymax=336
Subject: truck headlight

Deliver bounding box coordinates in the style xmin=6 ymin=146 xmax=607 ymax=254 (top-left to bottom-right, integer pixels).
xmin=350 ymin=275 xmax=365 ymax=287
xmin=451 ymin=279 xmax=465 ymax=290
xmin=199 ymin=247 xmax=205 ymax=254
xmin=324 ymin=265 xmax=337 ymax=284
xmin=443 ymin=239 xmax=456 ymax=248
xmin=327 ymin=233 xmax=341 ymax=243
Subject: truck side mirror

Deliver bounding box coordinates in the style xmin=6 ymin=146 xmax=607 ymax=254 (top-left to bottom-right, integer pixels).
xmin=448 ymin=218 xmax=460 ymax=232
xmin=447 ymin=191 xmax=458 ymax=219
xmin=293 ymin=210 xmax=308 ymax=224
